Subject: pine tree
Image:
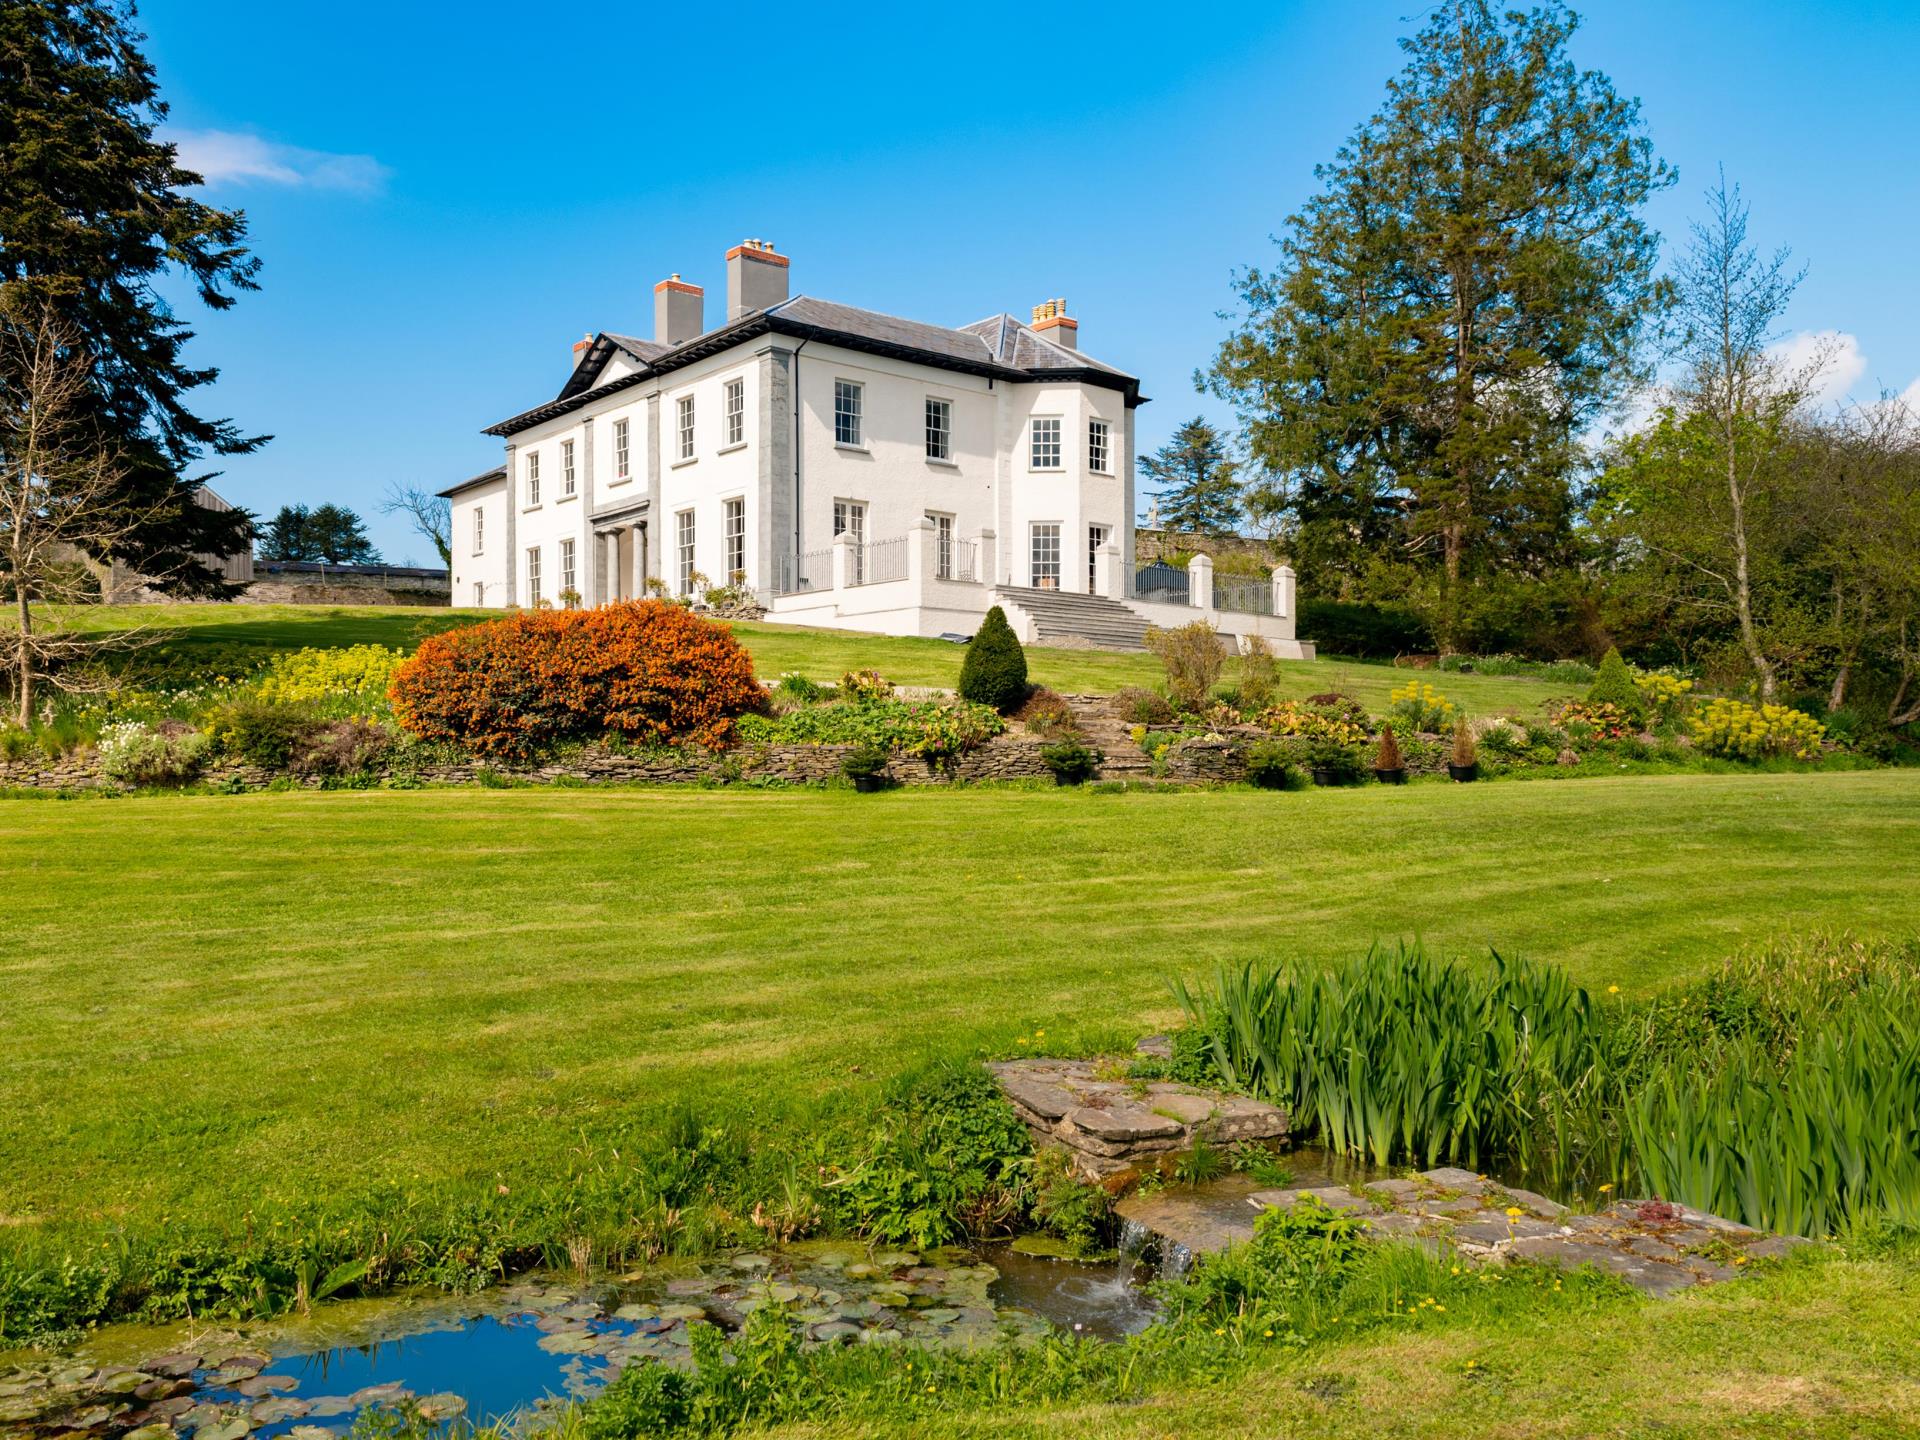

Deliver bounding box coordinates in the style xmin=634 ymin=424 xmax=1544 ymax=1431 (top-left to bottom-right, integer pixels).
xmin=259 ymin=506 xmax=316 ymax=562
xmin=0 ymin=1 xmax=264 ymax=591
xmin=1207 ymin=0 xmax=1670 ymax=635
xmin=1586 ymin=646 xmax=1644 ymax=722
xmin=1139 ymin=418 xmax=1240 ymax=534
xmin=305 ymin=504 xmax=381 ymax=565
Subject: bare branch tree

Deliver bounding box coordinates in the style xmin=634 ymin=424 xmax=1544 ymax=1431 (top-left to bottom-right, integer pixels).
xmin=379 ymin=481 xmax=451 ymax=566
xmin=0 ymin=299 xmax=173 ymax=727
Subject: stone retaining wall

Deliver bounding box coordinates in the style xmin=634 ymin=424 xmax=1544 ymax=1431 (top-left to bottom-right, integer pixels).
xmin=0 ymin=731 xmax=1264 ymax=794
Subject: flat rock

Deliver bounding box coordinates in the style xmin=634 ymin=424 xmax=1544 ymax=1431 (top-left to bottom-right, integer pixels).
xmin=1062 ymin=1104 xmax=1184 ymax=1142
xmin=996 ymin=1075 xmax=1078 ymax=1121
xmin=1492 ymin=1186 xmax=1568 ymax=1218
xmin=1418 ymin=1167 xmax=1487 ymax=1192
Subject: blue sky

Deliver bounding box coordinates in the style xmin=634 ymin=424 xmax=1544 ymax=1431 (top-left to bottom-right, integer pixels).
xmin=141 ymin=0 xmax=1920 ymax=563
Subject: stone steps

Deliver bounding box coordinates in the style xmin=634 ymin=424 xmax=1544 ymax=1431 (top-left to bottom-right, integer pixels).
xmin=994 ymin=586 xmax=1153 ymax=651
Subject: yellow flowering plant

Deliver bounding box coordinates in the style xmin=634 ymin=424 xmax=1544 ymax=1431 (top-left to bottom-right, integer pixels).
xmin=1388 ymin=681 xmax=1456 ymax=735
xmin=1633 ymin=671 xmax=1696 ymax=725
xmin=254 ymin=645 xmax=408 ymax=716
xmin=1689 ymin=698 xmax=1826 ymax=761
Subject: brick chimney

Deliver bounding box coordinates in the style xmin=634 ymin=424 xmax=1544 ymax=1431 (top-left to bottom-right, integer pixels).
xmin=1031 ymin=298 xmax=1077 ymax=350
xmin=654 ymin=274 xmax=704 ymax=346
xmin=726 ymin=238 xmax=789 ymax=320
xmin=571 ymin=332 xmax=594 ymax=367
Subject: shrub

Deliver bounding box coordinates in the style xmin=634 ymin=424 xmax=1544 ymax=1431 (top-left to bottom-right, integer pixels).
xmin=209 ymin=697 xmax=323 ymax=768
xmin=738 ymin=697 xmax=1003 ymax=761
xmin=1555 ymin=699 xmax=1634 ymax=741
xmin=97 ymin=720 xmax=207 ymax=787
xmin=1256 ymin=700 xmax=1369 ymax=745
xmin=1586 ymin=647 xmax=1646 ymax=724
xmin=1634 ymin=670 xmax=1696 ymax=726
xmin=1243 ymin=740 xmax=1295 ymax=790
xmin=1014 ymin=687 xmax=1077 ymax=739
xmin=1112 ymin=687 xmax=1174 ymax=726
xmin=389 ymin=601 xmax=764 ymax=759
xmin=1451 ymin=717 xmax=1478 ymax=768
xmin=1388 ymin=681 xmax=1456 ymax=735
xmin=1039 ymin=737 xmax=1101 ymax=784
xmin=838 ymin=668 xmax=893 ymax=703
xmin=840 ymin=743 xmax=889 ymax=780
xmin=1690 ymin=698 xmax=1827 ymax=761
xmin=1237 ymin=635 xmax=1279 ymax=712
xmin=1145 ymin=621 xmax=1225 ymax=711
xmin=770 ymin=672 xmax=825 ymax=710
xmin=1373 ymin=727 xmax=1403 ymax=772
xmin=1298 ymin=599 xmax=1432 ymax=658
xmin=1304 ymin=736 xmax=1364 ymax=783
xmin=1475 ymin=717 xmax=1526 ymax=757
xmin=254 ymin=645 xmax=406 ymax=715
xmin=957 ymin=606 xmax=1028 ymax=714
xmin=290 ymin=718 xmax=393 ymax=778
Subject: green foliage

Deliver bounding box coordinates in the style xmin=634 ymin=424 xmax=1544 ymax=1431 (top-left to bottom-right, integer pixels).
xmin=1111 ymin=687 xmax=1174 ymax=726
xmin=1243 ymin=740 xmax=1295 ymax=789
xmin=1156 ymin=1197 xmax=1370 ymax=1338
xmin=1144 ymin=621 xmax=1226 ymax=712
xmin=208 ymin=696 xmax=322 ymax=767
xmin=769 ymin=671 xmax=825 ymax=708
xmin=258 ymin=503 xmax=383 ymax=565
xmin=1236 ymin=637 xmax=1280 ymax=712
xmin=840 ymin=742 xmax=888 ymax=780
xmin=1387 ymin=680 xmax=1456 ymax=734
xmin=1030 ymin=1147 xmax=1111 ymax=1255
xmin=957 ymin=607 xmax=1028 ymax=713
xmin=1586 ymin=647 xmax=1646 ymax=722
xmin=1304 ymin=736 xmax=1365 ymax=783
xmin=737 ymin=696 xmax=1003 ymax=762
xmin=96 ymin=720 xmax=207 ymax=786
xmin=1298 ymin=600 xmax=1432 ymax=660
xmin=1139 ymin=417 xmax=1240 ymax=533
xmin=1039 ymin=737 xmax=1100 ymax=784
xmin=837 ymin=668 xmax=893 ymax=703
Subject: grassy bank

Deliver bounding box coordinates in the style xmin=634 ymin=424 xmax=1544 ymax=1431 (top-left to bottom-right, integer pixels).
xmin=3 ymin=772 xmax=1918 ymax=1240
xmin=46 ymin=603 xmax=1577 ymax=714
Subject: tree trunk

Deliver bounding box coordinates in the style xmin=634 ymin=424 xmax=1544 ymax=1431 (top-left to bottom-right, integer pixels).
xmin=1724 ymin=416 xmax=1776 ymax=700
xmin=13 ymin=584 xmax=30 ymax=730
xmin=1828 ymin=660 xmax=1850 ymax=713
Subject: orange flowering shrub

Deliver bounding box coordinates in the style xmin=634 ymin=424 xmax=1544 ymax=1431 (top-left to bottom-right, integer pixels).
xmin=389 ymin=601 xmax=764 ymax=758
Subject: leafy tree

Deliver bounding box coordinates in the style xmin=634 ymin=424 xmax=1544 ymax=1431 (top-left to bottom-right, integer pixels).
xmin=1594 ymin=178 xmax=1825 ymax=700
xmin=0 ymin=0 xmax=265 ymax=588
xmin=258 ymin=503 xmax=381 ymax=565
xmin=958 ymin=605 xmax=1028 ymax=713
xmin=1139 ymin=418 xmax=1240 ymax=534
xmin=1206 ymin=0 xmax=1671 ymax=641
xmin=1586 ymin=646 xmax=1644 ymax=722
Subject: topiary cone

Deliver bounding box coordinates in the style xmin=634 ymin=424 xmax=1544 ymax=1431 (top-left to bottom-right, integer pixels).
xmin=959 ymin=605 xmax=1030 ymax=714
xmin=1451 ymin=717 xmax=1478 ymax=767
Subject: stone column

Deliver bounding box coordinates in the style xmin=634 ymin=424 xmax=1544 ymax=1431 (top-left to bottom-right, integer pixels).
xmin=974 ymin=527 xmax=995 ymax=586
xmin=1187 ymin=553 xmax=1214 ymax=612
xmin=831 ymin=530 xmax=853 ymax=591
xmin=601 ymin=532 xmax=619 ymax=602
xmin=632 ymin=523 xmax=649 ymax=597
xmin=1094 ymin=542 xmax=1121 ymax=599
xmin=907 ymin=515 xmax=934 ymax=590
xmin=1272 ymin=564 xmax=1295 ymax=621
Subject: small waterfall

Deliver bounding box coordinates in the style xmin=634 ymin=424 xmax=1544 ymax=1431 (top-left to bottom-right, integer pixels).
xmin=1157 ymin=1241 xmax=1193 ymax=1281
xmin=1115 ymin=1219 xmax=1151 ymax=1261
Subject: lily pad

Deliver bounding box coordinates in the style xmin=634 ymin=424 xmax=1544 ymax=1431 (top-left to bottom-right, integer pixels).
xmin=414 ymin=1394 xmax=466 ymax=1422
xmin=198 ymin=1418 xmax=253 ymax=1440
xmin=250 ymin=1399 xmax=308 ymax=1425
xmin=537 ymin=1331 xmax=600 ymax=1356
xmin=124 ymin=1425 xmax=175 ymax=1440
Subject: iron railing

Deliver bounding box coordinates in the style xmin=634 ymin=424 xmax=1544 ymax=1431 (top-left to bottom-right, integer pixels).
xmin=1130 ymin=560 xmax=1190 ymax=605
xmin=854 ymin=535 xmax=909 ymax=586
xmin=951 ymin=538 xmax=979 ymax=582
xmin=1213 ymin=575 xmax=1275 ymax=616
xmin=774 ymin=548 xmax=832 ymax=596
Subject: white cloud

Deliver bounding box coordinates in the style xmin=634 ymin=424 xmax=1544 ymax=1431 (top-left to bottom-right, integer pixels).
xmin=1767 ymin=329 xmax=1867 ymax=410
xmin=169 ymin=129 xmax=390 ymax=194
xmin=1899 ymin=375 xmax=1920 ymax=417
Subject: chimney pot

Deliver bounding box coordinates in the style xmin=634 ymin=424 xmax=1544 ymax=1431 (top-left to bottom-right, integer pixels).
xmin=726 ymin=238 xmax=790 ymax=320
xmin=1031 ymin=298 xmax=1078 ymax=349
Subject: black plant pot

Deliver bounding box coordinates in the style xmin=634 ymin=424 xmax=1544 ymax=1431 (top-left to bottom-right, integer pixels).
xmin=1310 ymin=766 xmax=1351 ymax=787
xmin=851 ymin=774 xmax=887 ymax=793
xmin=1447 ymin=762 xmax=1479 ymax=783
xmin=1374 ymin=767 xmax=1407 ymax=785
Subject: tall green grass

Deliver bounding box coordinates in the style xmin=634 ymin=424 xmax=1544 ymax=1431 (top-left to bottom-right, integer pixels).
xmin=1174 ymin=936 xmax=1920 ymax=1236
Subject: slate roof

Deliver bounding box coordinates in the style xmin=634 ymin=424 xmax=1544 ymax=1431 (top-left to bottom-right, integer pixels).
xmin=484 ymin=296 xmax=1142 ymax=437
xmin=436 ymin=463 xmax=507 ymax=499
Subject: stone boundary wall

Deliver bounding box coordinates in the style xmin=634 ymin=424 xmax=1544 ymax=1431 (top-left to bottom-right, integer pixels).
xmin=0 ymin=733 xmax=1270 ymax=794
xmin=236 ymin=570 xmax=450 ymax=607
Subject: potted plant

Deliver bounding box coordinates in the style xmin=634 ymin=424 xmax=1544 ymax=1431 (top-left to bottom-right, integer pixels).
xmin=1448 ymin=718 xmax=1479 ymax=782
xmin=1306 ymin=736 xmax=1363 ymax=787
xmin=842 ymin=742 xmax=891 ymax=792
xmin=1372 ymin=727 xmax=1407 ymax=785
xmin=1243 ymin=739 xmax=1294 ymax=791
xmin=1040 ymin=737 xmax=1101 ymax=785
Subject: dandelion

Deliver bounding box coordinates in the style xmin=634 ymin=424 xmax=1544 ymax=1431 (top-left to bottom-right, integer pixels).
xmin=1607 ymin=984 xmax=1621 ymax=995
xmin=1505 ymin=1206 xmax=1523 ymax=1219
xmin=1598 ymin=1183 xmax=1614 ymax=1194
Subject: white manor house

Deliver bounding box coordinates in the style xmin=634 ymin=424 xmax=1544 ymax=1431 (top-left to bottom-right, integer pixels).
xmin=444 ymin=240 xmax=1308 ymax=655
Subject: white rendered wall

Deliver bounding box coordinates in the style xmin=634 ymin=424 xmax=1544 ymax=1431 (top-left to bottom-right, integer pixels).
xmin=447 ymin=475 xmax=509 ymax=607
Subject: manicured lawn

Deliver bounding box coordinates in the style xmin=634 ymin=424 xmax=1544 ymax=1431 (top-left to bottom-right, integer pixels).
xmin=51 ymin=603 xmax=1575 ymax=714
xmin=3 ymin=772 xmax=1917 ymax=1237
